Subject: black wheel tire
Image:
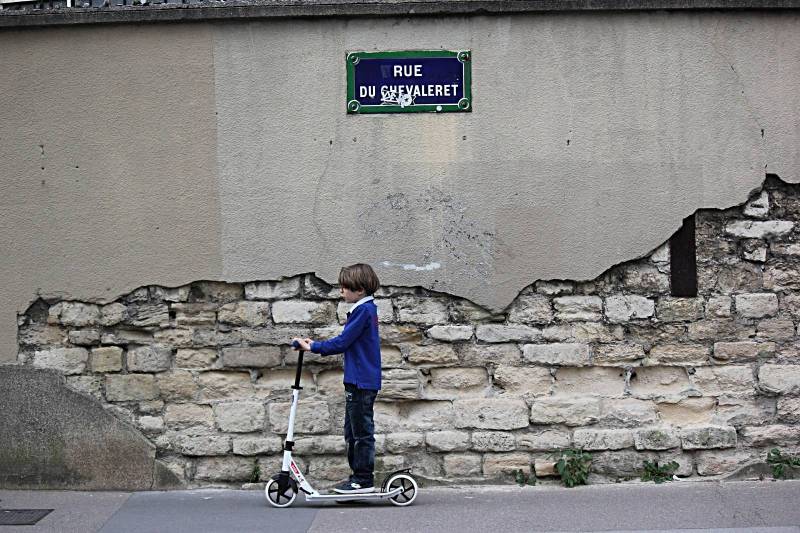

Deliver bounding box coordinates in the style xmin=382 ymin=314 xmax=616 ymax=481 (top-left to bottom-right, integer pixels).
xmin=265 ymin=478 xmax=298 ymax=508
xmin=386 ymin=473 xmax=418 ymax=507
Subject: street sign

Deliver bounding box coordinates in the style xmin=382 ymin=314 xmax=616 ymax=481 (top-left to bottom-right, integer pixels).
xmin=346 ymin=50 xmax=472 ymax=114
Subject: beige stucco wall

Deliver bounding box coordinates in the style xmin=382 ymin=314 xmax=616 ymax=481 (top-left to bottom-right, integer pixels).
xmin=1 ymin=11 xmax=799 ymax=363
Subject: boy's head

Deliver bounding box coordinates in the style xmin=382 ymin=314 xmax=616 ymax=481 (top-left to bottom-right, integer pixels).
xmin=338 ymin=263 xmax=380 ymax=297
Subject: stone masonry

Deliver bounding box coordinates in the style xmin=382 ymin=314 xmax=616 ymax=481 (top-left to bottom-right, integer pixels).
xmin=15 ymin=176 xmax=800 ymax=487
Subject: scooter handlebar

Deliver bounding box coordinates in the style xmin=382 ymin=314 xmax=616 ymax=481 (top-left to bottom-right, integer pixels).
xmin=291 ymin=340 xmax=304 ymax=389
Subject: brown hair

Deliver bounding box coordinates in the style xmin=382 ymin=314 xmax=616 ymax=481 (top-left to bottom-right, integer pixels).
xmin=338 ymin=263 xmax=380 ymax=295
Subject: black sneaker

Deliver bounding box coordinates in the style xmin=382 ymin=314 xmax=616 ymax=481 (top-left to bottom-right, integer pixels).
xmin=333 ymin=480 xmax=375 ymax=494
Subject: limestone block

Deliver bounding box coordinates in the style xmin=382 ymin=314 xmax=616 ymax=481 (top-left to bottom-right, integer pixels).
xmin=294 ymin=435 xmax=347 ymax=455
xmin=314 ymin=370 xmax=345 ymax=395
xmin=194 ymin=457 xmax=252 ymax=480
xmin=214 ymin=402 xmax=266 ymax=433
xmin=337 ymin=300 xmax=393 ymax=324
xmin=385 ymin=432 xmax=424 ymax=453
xmin=692 ymin=366 xmax=756 ymax=396
xmin=593 ymin=344 xmax=645 ymax=366
xmin=198 ymin=371 xmax=254 ymax=399
xmin=713 ymin=396 xmax=777 ymax=427
xmin=725 ymin=220 xmax=793 ymax=239
xmin=472 ymin=431 xmax=516 ymax=452
xmin=755 ymin=317 xmax=796 ymax=340
xmin=428 ymin=367 xmax=488 ymax=392
xmin=381 ymin=346 xmax=404 ymax=368
xmin=375 ymin=401 xmax=454 ymax=432
xmin=695 ymin=451 xmax=754 ymax=476
xmin=629 ymin=367 xmax=691 ymax=399
xmin=680 ymin=426 xmax=737 ymax=449
xmin=444 ymin=454 xmax=482 ymax=477
xmin=515 ymin=429 xmax=571 ymax=451
xmin=743 ymin=190 xmax=769 ymax=218
xmin=777 ymin=397 xmax=800 ymax=423
xmin=18 ymin=324 xmax=67 ymax=347
xmin=476 ymin=324 xmax=541 ymax=343
xmin=218 ymin=301 xmax=271 ymax=326
xmin=125 ymin=303 xmax=169 ymax=328
xmin=151 ymin=328 xmax=193 ymax=348
xmin=189 ymin=282 xmax=243 ymax=303
xmin=772 ymin=243 xmax=800 ymax=256
xmin=656 ymin=298 xmax=705 ymax=322
xmin=162 ymin=286 xmax=190 ymax=302
xmin=272 ymin=300 xmax=335 ymax=324
xmin=598 ymin=399 xmax=658 ymax=427
xmin=233 ymin=436 xmax=283 ymax=455
xmin=222 ymin=346 xmax=282 ymax=368
xmin=740 ymin=425 xmax=800 ymax=447
xmin=99 ymin=303 xmax=127 ymax=326
xmin=453 ymin=398 xmax=529 ymax=430
xmin=65 ymin=375 xmax=103 ymax=400
xmin=553 ymin=367 xmax=625 ymax=397
xmin=656 ymin=398 xmax=716 ymax=426
xmin=175 ymin=348 xmax=217 ymax=369
xmin=138 ymin=400 xmax=164 ymax=414
xmin=620 ymin=264 xmax=670 ymax=294
xmin=459 ymin=343 xmax=521 ymax=366
xmin=59 ymin=302 xmax=101 ymax=327
xmin=713 ymin=341 xmax=776 ymax=362
xmin=407 ymin=344 xmax=458 ymax=366
xmin=507 ymin=294 xmax=553 ymax=325
xmin=68 ymin=329 xmax=100 ymax=346
xmin=534 ymin=460 xmax=558 ymax=477
xmin=380 ymin=369 xmax=421 ymax=400
xmin=379 ymin=325 xmax=423 ymax=343
xmin=175 ymin=434 xmax=231 ymax=456
xmin=394 ymin=296 xmax=449 ymax=325
xmin=32 ymin=347 xmax=88 ymax=375
xmin=780 ymin=293 xmax=800 ymax=320
xmin=530 ymin=397 xmax=601 ymax=426
xmin=735 ymin=293 xmax=779 ymax=318
xmin=687 ymin=319 xmax=754 ymax=342
xmin=426 ymin=325 xmax=473 ymax=342
xmin=742 ymin=240 xmax=768 ymax=262
xmin=763 ymin=263 xmax=800 ymax=292
xmin=135 ymin=416 xmax=164 ymax=434
xmin=553 ymin=296 xmax=603 ymax=322
xmin=105 ymin=374 xmax=159 ymax=401
xmin=542 ymin=322 xmax=624 ymax=343
xmin=573 ymin=429 xmax=634 ymax=451
xmin=172 ymin=303 xmax=217 ymax=326
xmin=269 ymin=401 xmax=330 ymax=434
xmin=308 ymin=456 xmax=352 ymax=481
xmin=483 ymin=453 xmax=531 ymax=477
xmin=244 ymin=278 xmax=301 ymax=300
xmin=492 ymin=366 xmax=551 ymax=396
xmin=157 ymin=370 xmax=200 ymax=401
xmin=605 ymin=295 xmax=655 ymax=323
xmin=536 ymin=281 xmax=575 ymax=295
xmin=706 ymin=296 xmax=732 ymax=318
xmin=633 ymin=427 xmax=681 ymax=450
xmin=127 ymin=344 xmax=172 ymax=373
xmin=522 ymin=343 xmax=591 ymax=366
xmin=646 ymin=344 xmax=709 ymax=366
xmin=164 ymin=403 xmax=214 ymax=426
xmin=91 ymin=346 xmax=123 ymax=372
xmin=425 ymin=430 xmax=470 ymax=452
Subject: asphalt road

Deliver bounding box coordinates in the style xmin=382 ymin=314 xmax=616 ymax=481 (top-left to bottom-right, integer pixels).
xmin=1 ymin=480 xmax=799 ymax=532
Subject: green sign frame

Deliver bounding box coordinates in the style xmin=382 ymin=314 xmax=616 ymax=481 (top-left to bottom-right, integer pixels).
xmin=346 ymin=50 xmax=472 ymax=114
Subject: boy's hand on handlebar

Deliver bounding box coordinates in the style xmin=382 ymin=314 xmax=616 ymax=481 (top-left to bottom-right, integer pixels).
xmin=292 ymin=338 xmax=312 ymax=351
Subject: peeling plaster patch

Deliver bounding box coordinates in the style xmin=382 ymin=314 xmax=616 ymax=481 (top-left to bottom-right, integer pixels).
xmin=381 ymin=261 xmax=441 ymax=272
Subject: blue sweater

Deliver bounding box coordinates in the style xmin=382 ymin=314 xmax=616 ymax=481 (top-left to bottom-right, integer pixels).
xmin=310 ymin=299 xmax=382 ymax=390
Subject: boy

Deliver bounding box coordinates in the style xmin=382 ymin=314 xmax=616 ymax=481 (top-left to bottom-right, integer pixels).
xmin=292 ymin=263 xmax=381 ymax=494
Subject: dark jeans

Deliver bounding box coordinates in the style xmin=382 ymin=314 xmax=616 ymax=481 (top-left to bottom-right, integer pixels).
xmin=343 ymin=383 xmax=378 ymax=485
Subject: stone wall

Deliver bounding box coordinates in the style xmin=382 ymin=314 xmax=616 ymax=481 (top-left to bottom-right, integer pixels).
xmin=15 ymin=176 xmax=800 ymax=487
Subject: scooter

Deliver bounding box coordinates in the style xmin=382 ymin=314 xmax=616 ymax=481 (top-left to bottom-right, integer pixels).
xmin=264 ymin=340 xmax=419 ymax=508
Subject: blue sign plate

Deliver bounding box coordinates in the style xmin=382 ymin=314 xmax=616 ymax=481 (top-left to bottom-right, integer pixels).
xmin=346 ymin=50 xmax=472 ymax=114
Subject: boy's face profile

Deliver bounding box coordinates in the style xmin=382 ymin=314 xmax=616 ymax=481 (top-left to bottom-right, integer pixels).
xmin=340 ymin=286 xmax=365 ymax=303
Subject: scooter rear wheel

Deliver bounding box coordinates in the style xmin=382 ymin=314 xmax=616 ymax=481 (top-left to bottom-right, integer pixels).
xmin=386 ymin=473 xmax=418 ymax=507
xmin=265 ymin=478 xmax=298 ymax=508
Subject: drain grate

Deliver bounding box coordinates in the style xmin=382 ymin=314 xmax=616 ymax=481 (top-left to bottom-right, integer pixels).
xmin=0 ymin=509 xmax=53 ymax=525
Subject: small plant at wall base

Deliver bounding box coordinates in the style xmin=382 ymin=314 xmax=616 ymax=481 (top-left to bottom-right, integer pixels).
xmin=550 ymin=448 xmax=592 ymax=488
xmin=767 ymin=448 xmax=800 ymax=479
xmin=249 ymin=461 xmax=261 ymax=483
xmin=513 ymin=468 xmax=536 ymax=486
xmin=641 ymin=460 xmax=679 ymax=484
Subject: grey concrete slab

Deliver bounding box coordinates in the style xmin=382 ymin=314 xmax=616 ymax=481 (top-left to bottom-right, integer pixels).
xmin=97 ymin=489 xmax=319 ymax=533
xmin=0 ymin=490 xmax=130 ymax=533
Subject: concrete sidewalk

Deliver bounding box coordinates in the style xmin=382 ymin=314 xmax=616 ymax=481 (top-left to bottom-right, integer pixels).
xmin=1 ymin=480 xmax=799 ymax=532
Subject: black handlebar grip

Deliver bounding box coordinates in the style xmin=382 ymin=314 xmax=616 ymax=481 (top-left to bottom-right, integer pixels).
xmin=292 ymin=340 xmax=301 ymax=350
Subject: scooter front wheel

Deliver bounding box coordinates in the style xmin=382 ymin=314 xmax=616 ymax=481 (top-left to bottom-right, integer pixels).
xmin=386 ymin=473 xmax=418 ymax=507
xmin=265 ymin=478 xmax=298 ymax=508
